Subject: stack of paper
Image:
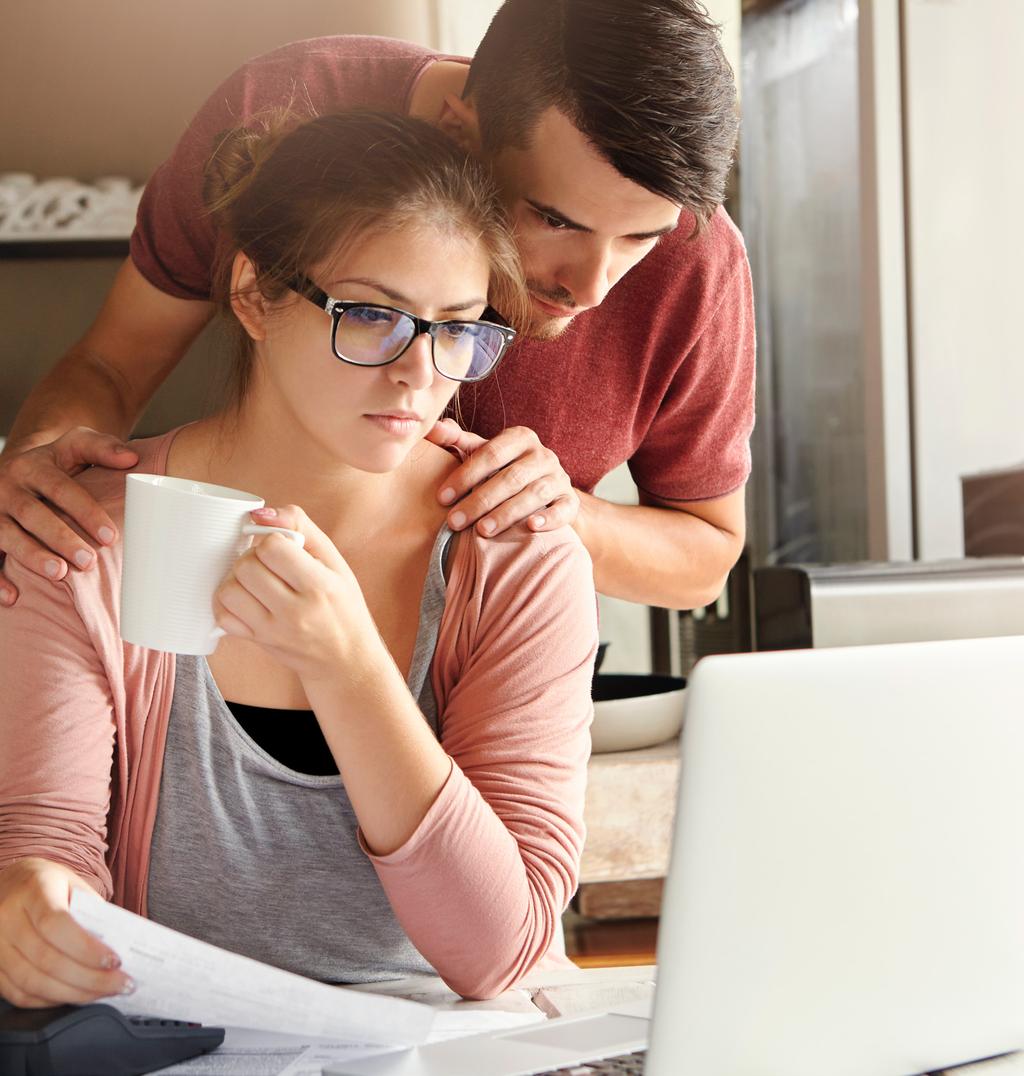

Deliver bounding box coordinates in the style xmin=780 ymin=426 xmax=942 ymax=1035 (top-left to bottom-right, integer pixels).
xmin=70 ymin=890 xmax=544 ymax=1075
xmin=70 ymin=889 xmax=434 ymax=1046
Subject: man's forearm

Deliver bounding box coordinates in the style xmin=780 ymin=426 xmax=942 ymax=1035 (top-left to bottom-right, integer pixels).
xmin=4 ymin=347 xmax=137 ymax=457
xmin=573 ymin=490 xmax=744 ymax=609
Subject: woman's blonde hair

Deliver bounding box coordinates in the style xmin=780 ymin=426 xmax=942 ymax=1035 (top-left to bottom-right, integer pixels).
xmin=204 ymin=109 xmax=529 ymax=404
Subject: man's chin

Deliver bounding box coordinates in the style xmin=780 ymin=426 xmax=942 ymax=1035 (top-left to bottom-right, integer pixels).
xmin=525 ymin=311 xmax=574 ymax=341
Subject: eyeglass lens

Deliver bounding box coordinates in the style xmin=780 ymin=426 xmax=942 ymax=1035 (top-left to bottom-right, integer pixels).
xmin=334 ymin=306 xmax=504 ymax=381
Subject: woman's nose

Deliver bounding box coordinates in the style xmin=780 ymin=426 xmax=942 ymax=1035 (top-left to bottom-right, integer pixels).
xmin=389 ymin=332 xmax=435 ymax=390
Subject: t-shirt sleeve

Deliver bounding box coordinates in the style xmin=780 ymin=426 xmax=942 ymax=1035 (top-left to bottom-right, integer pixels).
xmin=130 ymin=39 xmax=437 ymax=301
xmin=0 ymin=559 xmax=117 ymax=898
xmin=361 ymin=531 xmax=597 ymax=1000
xmin=629 ymin=254 xmax=756 ymax=502
xmin=130 ymin=58 xmax=316 ymax=300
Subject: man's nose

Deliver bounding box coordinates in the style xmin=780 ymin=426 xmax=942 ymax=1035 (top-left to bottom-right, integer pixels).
xmin=561 ymin=246 xmax=616 ymax=311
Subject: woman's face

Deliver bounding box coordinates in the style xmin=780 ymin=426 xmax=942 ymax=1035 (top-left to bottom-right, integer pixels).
xmin=253 ymin=224 xmax=492 ymax=474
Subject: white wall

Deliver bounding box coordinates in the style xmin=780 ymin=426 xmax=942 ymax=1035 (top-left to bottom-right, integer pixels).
xmin=902 ymin=0 xmax=1024 ymax=558
xmin=431 ymin=0 xmax=501 ymax=56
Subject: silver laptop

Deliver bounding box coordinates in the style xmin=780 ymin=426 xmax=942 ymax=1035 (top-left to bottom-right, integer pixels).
xmin=329 ymin=635 xmax=1024 ymax=1076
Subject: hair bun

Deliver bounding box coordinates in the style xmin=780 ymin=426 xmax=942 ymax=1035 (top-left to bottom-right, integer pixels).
xmin=203 ymin=110 xmax=296 ymax=216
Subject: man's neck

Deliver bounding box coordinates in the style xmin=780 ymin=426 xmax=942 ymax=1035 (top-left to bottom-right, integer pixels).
xmin=407 ymin=59 xmax=470 ymax=123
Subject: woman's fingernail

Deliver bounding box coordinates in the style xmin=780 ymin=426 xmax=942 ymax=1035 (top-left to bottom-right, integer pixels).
xmin=439 ymin=487 xmax=456 ymax=505
xmin=74 ymin=549 xmax=94 ymax=569
xmin=531 ymin=515 xmax=546 ymax=529
xmin=480 ymin=519 xmax=496 ymax=536
xmin=102 ymin=953 xmax=121 ymax=970
xmin=252 ymin=507 xmax=277 ymax=518
xmin=0 ymin=590 xmax=13 ymax=606
xmin=449 ymin=511 xmax=466 ymax=529
xmin=98 ymin=527 xmax=115 ymax=544
xmin=44 ymin=559 xmax=63 ymax=579
xmin=120 ymin=976 xmax=136 ymax=995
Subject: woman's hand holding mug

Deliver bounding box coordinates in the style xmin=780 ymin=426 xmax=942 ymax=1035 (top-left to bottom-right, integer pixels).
xmin=214 ymin=505 xmax=377 ymax=683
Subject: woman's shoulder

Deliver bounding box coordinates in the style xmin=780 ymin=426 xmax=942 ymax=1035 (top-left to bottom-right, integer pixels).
xmin=64 ymin=428 xmax=181 ymax=613
xmin=75 ymin=428 xmax=181 ymax=510
xmin=1 ymin=430 xmax=182 ymax=658
xmin=448 ymin=522 xmax=594 ymax=604
xmin=434 ymin=523 xmax=598 ymax=703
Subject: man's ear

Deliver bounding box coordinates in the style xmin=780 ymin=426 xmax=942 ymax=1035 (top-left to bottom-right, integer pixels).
xmin=437 ymin=93 xmax=483 ymax=155
xmin=229 ymin=251 xmax=269 ymax=341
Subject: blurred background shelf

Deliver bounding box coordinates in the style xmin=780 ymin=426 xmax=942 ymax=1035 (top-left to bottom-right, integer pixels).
xmin=0 ymin=239 xmax=129 ymax=258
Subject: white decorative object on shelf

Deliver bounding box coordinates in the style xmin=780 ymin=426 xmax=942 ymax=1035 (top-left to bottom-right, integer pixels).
xmin=0 ymin=172 xmax=143 ymax=241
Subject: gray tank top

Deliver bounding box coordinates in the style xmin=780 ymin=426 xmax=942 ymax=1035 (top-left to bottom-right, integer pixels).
xmin=146 ymin=526 xmax=451 ymax=983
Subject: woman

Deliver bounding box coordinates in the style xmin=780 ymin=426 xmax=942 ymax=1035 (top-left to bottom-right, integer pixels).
xmin=0 ymin=112 xmax=596 ymax=1005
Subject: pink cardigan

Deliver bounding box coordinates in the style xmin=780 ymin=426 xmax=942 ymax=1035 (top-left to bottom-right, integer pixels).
xmin=0 ymin=430 xmax=597 ymax=999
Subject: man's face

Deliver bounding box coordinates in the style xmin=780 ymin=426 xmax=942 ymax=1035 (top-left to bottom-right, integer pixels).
xmin=486 ymin=107 xmax=682 ymax=340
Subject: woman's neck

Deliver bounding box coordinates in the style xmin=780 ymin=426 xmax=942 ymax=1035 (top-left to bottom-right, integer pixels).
xmin=165 ymin=402 xmax=450 ymax=546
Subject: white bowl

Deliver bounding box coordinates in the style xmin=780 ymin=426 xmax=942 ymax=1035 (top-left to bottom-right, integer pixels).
xmin=590 ymin=674 xmax=687 ymax=754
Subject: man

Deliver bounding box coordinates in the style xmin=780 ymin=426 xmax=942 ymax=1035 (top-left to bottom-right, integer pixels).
xmin=0 ymin=0 xmax=754 ymax=610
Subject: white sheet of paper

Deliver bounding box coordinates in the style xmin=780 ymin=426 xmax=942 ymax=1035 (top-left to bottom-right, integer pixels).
xmin=151 ymin=1011 xmax=546 ymax=1076
xmin=150 ymin=1029 xmax=397 ymax=1076
xmin=427 ymin=1008 xmax=543 ymax=1041
xmin=277 ymin=1044 xmax=400 ymax=1076
xmin=70 ymin=889 xmax=434 ymax=1047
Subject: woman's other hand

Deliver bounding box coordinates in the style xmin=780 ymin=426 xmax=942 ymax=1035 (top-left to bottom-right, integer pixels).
xmin=0 ymin=858 xmax=132 ymax=1007
xmin=214 ymin=506 xmax=376 ymax=682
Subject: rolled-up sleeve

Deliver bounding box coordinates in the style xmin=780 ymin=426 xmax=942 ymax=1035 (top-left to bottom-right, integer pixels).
xmin=362 ymin=530 xmax=597 ymax=999
xmin=0 ymin=560 xmax=117 ymax=898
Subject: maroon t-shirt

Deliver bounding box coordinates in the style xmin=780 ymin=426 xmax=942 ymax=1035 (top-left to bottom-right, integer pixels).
xmin=131 ymin=36 xmax=754 ymax=500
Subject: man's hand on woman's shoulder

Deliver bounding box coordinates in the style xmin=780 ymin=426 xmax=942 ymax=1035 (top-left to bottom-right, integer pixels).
xmin=425 ymin=418 xmax=580 ymax=538
xmin=0 ymin=428 xmax=138 ymax=605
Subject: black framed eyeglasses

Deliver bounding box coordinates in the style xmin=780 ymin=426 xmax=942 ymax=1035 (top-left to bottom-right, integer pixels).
xmin=286 ymin=273 xmax=516 ymax=383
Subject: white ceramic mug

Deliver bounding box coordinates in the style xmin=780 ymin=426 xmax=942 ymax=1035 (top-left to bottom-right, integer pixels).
xmin=120 ymin=474 xmax=304 ymax=655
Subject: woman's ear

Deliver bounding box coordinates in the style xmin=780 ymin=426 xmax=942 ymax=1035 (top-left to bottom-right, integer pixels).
xmin=437 ymin=94 xmax=483 ymax=155
xmin=229 ymin=251 xmax=269 ymax=341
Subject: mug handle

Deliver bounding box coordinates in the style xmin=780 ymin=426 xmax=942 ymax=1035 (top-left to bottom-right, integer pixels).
xmin=209 ymin=523 xmax=307 ymax=641
xmin=242 ymin=523 xmax=306 ymax=548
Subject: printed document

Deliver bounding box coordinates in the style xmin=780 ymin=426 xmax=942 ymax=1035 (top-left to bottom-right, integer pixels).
xmin=70 ymin=888 xmax=434 ymax=1047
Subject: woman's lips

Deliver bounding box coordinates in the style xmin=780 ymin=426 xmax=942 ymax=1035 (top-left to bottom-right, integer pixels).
xmin=364 ymin=414 xmax=422 ymax=436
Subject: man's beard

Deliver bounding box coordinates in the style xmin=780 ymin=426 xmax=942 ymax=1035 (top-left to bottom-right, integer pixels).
xmin=524 ymin=281 xmax=576 ymax=341
xmin=526 ymin=311 xmax=573 ymax=341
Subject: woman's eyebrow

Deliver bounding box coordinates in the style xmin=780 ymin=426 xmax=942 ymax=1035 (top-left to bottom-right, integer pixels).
xmin=440 ymin=299 xmax=489 ymax=314
xmin=328 ymin=277 xmax=485 ymax=314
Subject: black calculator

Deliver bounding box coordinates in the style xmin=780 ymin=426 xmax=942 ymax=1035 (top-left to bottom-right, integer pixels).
xmin=0 ymin=999 xmax=225 ymax=1076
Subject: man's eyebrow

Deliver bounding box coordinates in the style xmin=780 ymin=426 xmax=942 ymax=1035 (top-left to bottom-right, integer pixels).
xmin=526 ymin=199 xmax=678 ymax=241
xmin=628 ymin=220 xmax=679 ymax=241
xmin=527 ymin=200 xmax=591 ymax=233
xmin=329 ymin=277 xmax=485 ymax=314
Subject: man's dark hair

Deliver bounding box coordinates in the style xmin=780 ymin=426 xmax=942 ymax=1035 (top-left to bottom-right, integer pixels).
xmin=465 ymin=0 xmax=739 ymax=229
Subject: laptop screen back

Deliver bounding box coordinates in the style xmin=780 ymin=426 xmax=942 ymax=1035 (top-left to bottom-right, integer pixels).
xmin=647 ymin=635 xmax=1024 ymax=1076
